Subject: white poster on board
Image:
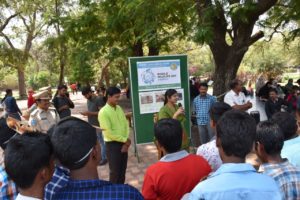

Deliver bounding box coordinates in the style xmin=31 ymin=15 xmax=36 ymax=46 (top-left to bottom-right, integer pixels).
xmin=139 ymin=88 xmax=184 ymax=114
xmin=137 ymin=60 xmax=181 ymax=91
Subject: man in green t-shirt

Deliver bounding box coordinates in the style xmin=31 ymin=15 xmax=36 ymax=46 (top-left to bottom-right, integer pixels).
xmin=99 ymin=87 xmax=130 ymax=184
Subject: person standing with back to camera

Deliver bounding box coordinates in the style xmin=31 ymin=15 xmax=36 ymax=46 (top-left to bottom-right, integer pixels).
xmin=158 ymin=89 xmax=189 ymax=151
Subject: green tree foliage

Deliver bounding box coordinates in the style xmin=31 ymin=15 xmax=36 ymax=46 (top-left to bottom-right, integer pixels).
xmin=27 ymin=71 xmax=58 ymax=89
xmin=59 ymin=2 xmax=107 ymax=85
xmin=163 ymin=39 xmax=215 ymax=77
xmin=241 ymin=36 xmax=300 ymax=79
xmin=242 ymin=41 xmax=284 ymax=79
xmin=68 ymin=48 xmax=95 ymax=84
xmin=101 ymin=0 xmax=193 ymax=56
xmin=43 ymin=0 xmax=80 ymax=85
xmin=1 ymin=0 xmax=300 ymax=94
xmin=194 ymin=0 xmax=283 ymax=95
xmin=0 ymin=43 xmax=23 ymax=68
xmin=0 ymin=0 xmax=47 ymax=98
xmin=262 ymin=0 xmax=300 ymax=40
xmin=26 ymin=44 xmax=60 ymax=89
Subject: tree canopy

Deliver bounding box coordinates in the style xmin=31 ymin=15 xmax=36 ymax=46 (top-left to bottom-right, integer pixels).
xmin=0 ymin=0 xmax=299 ymax=97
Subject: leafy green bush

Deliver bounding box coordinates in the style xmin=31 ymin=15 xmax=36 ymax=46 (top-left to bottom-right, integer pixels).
xmin=2 ymin=73 xmax=18 ymax=89
xmin=27 ymin=71 xmax=58 ymax=89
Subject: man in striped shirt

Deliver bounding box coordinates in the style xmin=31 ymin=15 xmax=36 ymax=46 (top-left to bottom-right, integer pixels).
xmin=256 ymin=120 xmax=300 ymax=199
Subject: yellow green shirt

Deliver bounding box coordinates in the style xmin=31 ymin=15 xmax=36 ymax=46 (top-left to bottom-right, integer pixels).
xmin=98 ymin=104 xmax=129 ymax=143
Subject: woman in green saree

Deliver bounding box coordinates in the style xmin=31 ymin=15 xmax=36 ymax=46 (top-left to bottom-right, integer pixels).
xmin=158 ymin=89 xmax=189 ymax=151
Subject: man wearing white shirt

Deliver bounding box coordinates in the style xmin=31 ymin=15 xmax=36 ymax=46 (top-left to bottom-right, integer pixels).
xmin=224 ymin=79 xmax=252 ymax=111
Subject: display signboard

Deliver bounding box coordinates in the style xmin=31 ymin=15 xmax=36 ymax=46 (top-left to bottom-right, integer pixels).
xmin=129 ymin=55 xmax=191 ymax=144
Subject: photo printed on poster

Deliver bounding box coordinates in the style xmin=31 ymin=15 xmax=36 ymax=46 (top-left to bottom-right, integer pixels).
xmin=139 ymin=88 xmax=184 ymax=114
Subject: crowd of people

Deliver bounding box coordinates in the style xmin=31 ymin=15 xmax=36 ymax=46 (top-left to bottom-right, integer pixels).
xmin=0 ymin=77 xmax=300 ymax=199
xmin=255 ymin=78 xmax=300 ymax=119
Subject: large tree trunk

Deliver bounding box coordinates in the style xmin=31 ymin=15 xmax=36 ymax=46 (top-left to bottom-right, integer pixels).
xmin=211 ymin=45 xmax=247 ymax=96
xmin=148 ymin=45 xmax=159 ymax=56
xmin=17 ymin=68 xmax=26 ymax=99
xmin=58 ymin=43 xmax=66 ymax=85
xmin=195 ymin=0 xmax=276 ymax=97
xmin=1 ymin=10 xmax=41 ymax=99
xmin=104 ymin=68 xmax=110 ymax=87
xmin=123 ymin=76 xmax=127 ymax=86
xmin=133 ymin=40 xmax=144 ymax=56
xmin=18 ymin=11 xmax=36 ymax=99
xmin=55 ymin=0 xmax=66 ymax=86
xmin=58 ymin=58 xmax=65 ymax=85
xmin=212 ymin=57 xmax=245 ymax=97
xmin=18 ymin=33 xmax=33 ymax=99
xmin=98 ymin=61 xmax=111 ymax=88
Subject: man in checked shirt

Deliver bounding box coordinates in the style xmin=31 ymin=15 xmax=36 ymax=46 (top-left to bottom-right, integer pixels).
xmin=257 ymin=120 xmax=300 ymax=199
xmin=193 ymin=82 xmax=216 ymax=145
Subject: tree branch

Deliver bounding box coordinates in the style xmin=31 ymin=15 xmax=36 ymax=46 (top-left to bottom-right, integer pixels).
xmin=276 ymin=3 xmax=291 ymax=9
xmin=0 ymin=13 xmax=19 ymax=32
xmin=195 ymin=0 xmax=212 ymax=22
xmin=33 ymin=22 xmax=46 ymax=38
xmin=228 ymin=0 xmax=239 ymax=5
xmin=258 ymin=20 xmax=287 ymax=42
xmin=20 ymin=15 xmax=31 ymax=33
xmin=265 ymin=29 xmax=286 ymax=42
xmin=211 ymin=1 xmax=229 ymax=46
xmin=227 ymin=29 xmax=234 ymax=41
xmin=250 ymin=0 xmax=278 ymax=19
xmin=248 ymin=31 xmax=264 ymax=46
xmin=0 ymin=32 xmax=15 ymax=49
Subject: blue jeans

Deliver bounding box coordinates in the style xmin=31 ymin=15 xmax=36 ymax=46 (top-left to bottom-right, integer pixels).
xmin=198 ymin=124 xmax=213 ymax=145
xmin=97 ymin=130 xmax=107 ymax=161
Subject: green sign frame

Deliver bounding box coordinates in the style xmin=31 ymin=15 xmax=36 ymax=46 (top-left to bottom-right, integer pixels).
xmin=129 ymin=55 xmax=191 ymax=144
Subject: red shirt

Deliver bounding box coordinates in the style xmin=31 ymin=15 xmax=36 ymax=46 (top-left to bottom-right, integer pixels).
xmin=142 ymin=153 xmax=211 ymax=200
xmin=27 ymin=94 xmax=35 ymax=109
xmin=287 ymin=94 xmax=297 ymax=110
xmin=70 ymin=84 xmax=77 ymax=90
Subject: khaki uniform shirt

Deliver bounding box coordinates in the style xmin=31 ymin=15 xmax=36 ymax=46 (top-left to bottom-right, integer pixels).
xmin=29 ymin=108 xmax=60 ymax=133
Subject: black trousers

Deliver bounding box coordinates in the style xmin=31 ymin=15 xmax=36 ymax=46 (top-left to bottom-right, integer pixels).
xmin=105 ymin=141 xmax=128 ymax=184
